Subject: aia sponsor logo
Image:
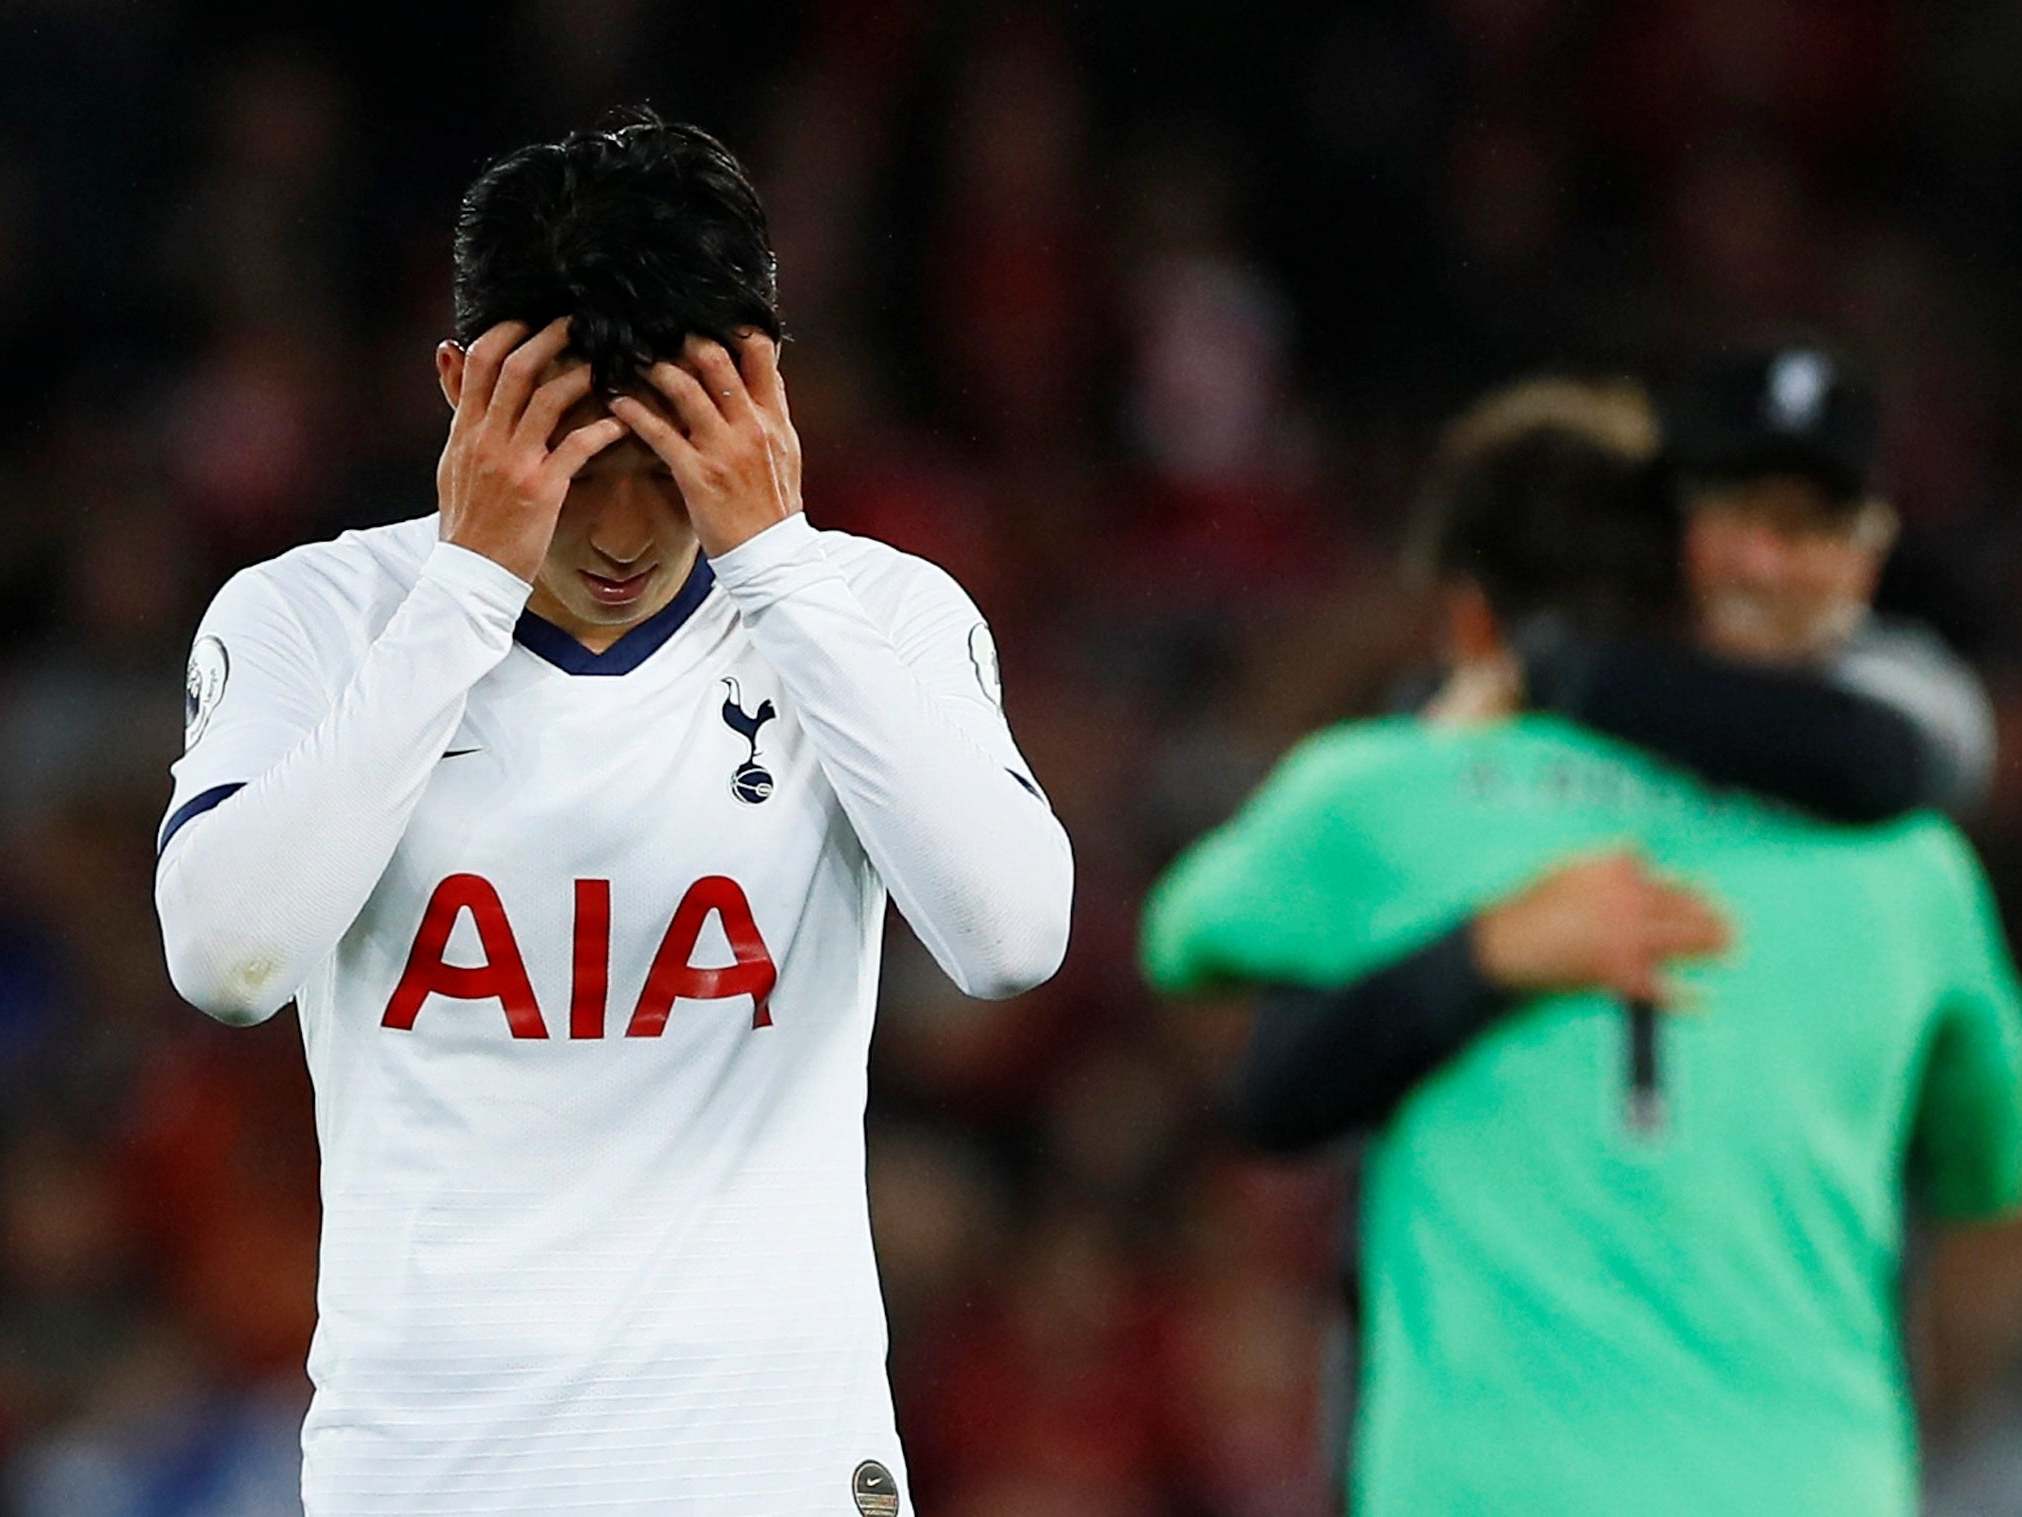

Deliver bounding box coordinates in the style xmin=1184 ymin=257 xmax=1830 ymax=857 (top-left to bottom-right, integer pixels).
xmin=381 ymin=874 xmax=777 ymax=1037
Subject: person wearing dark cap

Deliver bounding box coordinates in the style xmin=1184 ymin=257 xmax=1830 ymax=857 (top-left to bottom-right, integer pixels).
xmin=1665 ymin=344 xmax=1996 ymax=813
xmin=1180 ymin=372 xmax=2009 ymax=1513
xmin=1144 ymin=386 xmax=2022 ymax=1517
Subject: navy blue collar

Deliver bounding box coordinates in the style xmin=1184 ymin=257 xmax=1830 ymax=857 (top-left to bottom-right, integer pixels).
xmin=514 ymin=554 xmax=717 ymax=676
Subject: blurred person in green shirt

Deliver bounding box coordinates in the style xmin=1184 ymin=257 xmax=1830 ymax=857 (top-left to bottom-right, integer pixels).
xmin=1220 ymin=368 xmax=2007 ymax=1509
xmin=1142 ymin=410 xmax=2022 ymax=1517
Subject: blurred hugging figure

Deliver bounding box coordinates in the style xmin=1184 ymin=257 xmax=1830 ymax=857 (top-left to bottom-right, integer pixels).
xmin=1144 ymin=379 xmax=2022 ymax=1517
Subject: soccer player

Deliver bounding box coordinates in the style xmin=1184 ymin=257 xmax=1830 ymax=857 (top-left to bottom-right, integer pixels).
xmin=1232 ymin=374 xmax=1972 ymax=1157
xmin=1221 ymin=377 xmax=1997 ymax=1513
xmin=1142 ymin=420 xmax=2022 ymax=1517
xmin=153 ymin=113 xmax=1072 ymax=1516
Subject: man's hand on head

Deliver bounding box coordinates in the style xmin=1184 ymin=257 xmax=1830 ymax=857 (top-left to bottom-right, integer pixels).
xmin=436 ymin=318 xmax=631 ymax=583
xmin=610 ymin=331 xmax=802 ymax=559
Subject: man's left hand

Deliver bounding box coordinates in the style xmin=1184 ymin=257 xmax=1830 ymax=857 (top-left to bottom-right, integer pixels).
xmin=611 ymin=331 xmax=802 ymax=558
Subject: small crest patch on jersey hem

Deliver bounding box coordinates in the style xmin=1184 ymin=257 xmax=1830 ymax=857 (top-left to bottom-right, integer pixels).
xmin=185 ymin=636 xmax=230 ymax=748
xmin=852 ymin=1460 xmax=899 ymax=1517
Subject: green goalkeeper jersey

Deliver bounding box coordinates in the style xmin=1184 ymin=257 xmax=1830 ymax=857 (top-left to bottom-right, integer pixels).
xmin=1142 ymin=714 xmax=2022 ymax=1517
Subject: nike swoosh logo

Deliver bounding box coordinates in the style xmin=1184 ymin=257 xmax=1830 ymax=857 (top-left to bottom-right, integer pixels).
xmin=443 ymin=747 xmax=482 ymax=759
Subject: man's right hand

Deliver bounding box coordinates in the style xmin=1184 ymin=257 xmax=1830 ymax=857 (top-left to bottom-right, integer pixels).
xmin=436 ymin=318 xmax=629 ymax=583
xmin=1469 ymin=850 xmax=1731 ymax=1006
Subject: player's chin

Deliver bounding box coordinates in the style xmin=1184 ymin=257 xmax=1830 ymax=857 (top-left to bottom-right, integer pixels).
xmin=1701 ymin=600 xmax=1802 ymax=661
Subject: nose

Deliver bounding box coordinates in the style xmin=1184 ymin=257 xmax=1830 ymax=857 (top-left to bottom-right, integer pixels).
xmin=1728 ymin=519 xmax=1797 ymax=584
xmin=586 ymin=480 xmax=657 ymax=567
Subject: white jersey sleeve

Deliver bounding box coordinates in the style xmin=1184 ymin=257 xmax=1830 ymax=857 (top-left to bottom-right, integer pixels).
xmin=1832 ymin=614 xmax=1998 ymax=815
xmin=709 ymin=513 xmax=1073 ymax=998
xmin=155 ymin=540 xmax=532 ymax=1025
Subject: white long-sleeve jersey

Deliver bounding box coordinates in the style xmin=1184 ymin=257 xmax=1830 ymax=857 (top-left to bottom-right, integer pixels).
xmin=152 ymin=511 xmax=1072 ymax=1516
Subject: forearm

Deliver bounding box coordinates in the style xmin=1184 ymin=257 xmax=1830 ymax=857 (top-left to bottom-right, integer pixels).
xmin=1233 ymin=921 xmax=1509 ymax=1151
xmin=155 ymin=543 xmax=529 ymax=1024
xmin=1520 ymin=624 xmax=1935 ymax=821
xmin=711 ymin=517 xmax=1072 ymax=999
xmin=1141 ymin=732 xmax=1386 ymax=995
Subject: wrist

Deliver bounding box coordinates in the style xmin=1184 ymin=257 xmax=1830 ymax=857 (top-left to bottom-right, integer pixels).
xmin=708 ymin=512 xmax=819 ymax=590
xmin=439 ymin=525 xmax=542 ymax=586
xmin=420 ymin=541 xmax=535 ymax=646
xmin=424 ymin=539 xmax=534 ymax=600
xmin=1425 ymin=919 xmax=1517 ymax=1034
xmin=1467 ymin=907 xmax=1524 ymax=992
xmin=694 ymin=506 xmax=797 ymax=561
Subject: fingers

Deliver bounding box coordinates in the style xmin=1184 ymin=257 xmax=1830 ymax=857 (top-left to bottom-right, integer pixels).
xmin=1539 ymin=856 xmax=1726 ymax=1007
xmin=640 ymin=360 xmax=731 ymax=444
xmin=481 ymin=316 xmax=574 ymax=440
xmin=679 ymin=335 xmax=759 ymax=426
xmin=1644 ymin=880 xmax=1728 ymax=930
xmin=1606 ymin=940 xmax=1680 ymax=1008
xmin=1619 ymin=965 xmax=1666 ymax=1006
xmin=608 ymin=390 xmax=700 ymax=472
xmin=452 ymin=320 xmax=531 ymax=436
xmin=733 ymin=328 xmax=787 ymax=418
xmin=514 ymin=362 xmax=597 ymax=452
xmin=537 ymin=416 xmax=630 ymax=492
xmin=1627 ymin=885 xmax=1729 ymax=1009
xmin=1642 ymin=928 xmax=1728 ymax=973
xmin=735 ymin=330 xmax=800 ymax=507
xmin=1644 ymin=883 xmax=1731 ymax=952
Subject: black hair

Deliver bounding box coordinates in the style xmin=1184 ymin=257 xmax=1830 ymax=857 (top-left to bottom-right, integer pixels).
xmin=452 ymin=107 xmax=783 ymax=391
xmin=1413 ymin=424 xmax=1684 ymax=637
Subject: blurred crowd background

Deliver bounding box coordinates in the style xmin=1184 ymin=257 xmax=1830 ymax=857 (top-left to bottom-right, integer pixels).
xmin=9 ymin=1 xmax=2022 ymax=1512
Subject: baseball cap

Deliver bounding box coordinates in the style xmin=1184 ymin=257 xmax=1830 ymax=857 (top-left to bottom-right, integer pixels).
xmin=1661 ymin=346 xmax=1879 ymax=504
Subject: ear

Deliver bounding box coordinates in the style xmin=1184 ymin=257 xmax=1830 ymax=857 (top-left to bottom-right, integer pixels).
xmin=1851 ymin=498 xmax=1899 ymax=557
xmin=436 ymin=340 xmax=465 ymax=412
xmin=1445 ymin=581 xmax=1504 ymax=664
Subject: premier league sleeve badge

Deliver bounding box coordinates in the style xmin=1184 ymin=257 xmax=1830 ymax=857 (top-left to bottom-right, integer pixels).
xmin=184 ymin=636 xmax=230 ymax=749
xmin=968 ymin=622 xmax=1003 ymax=709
